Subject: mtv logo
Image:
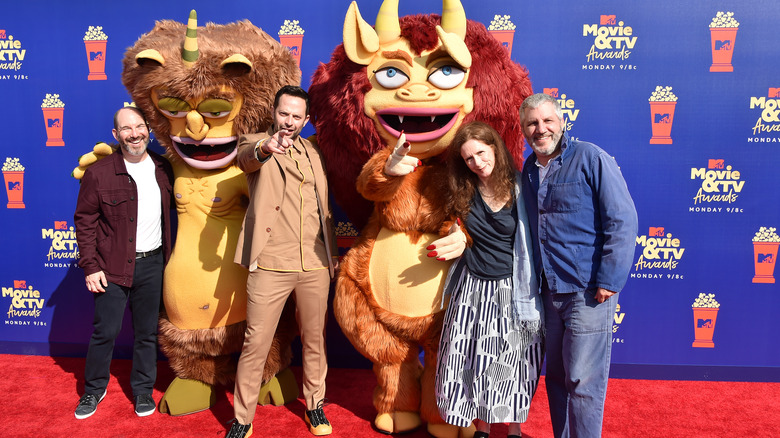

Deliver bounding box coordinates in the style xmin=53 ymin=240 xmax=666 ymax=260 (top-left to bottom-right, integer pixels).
xmin=544 ymin=88 xmax=560 ymax=98
xmin=288 ymin=46 xmax=300 ymax=56
xmin=708 ymin=159 xmax=725 ymax=169
xmin=758 ymin=253 xmax=775 ymax=264
xmin=715 ymin=40 xmax=732 ymax=51
xmin=14 ymin=280 xmax=26 ymax=289
xmin=649 ymin=227 xmax=664 ymax=237
xmin=54 ymin=221 xmax=67 ymax=230
xmin=7 ymin=181 xmax=21 ymax=190
xmin=48 ymin=118 xmax=61 ymax=128
xmin=89 ymin=51 xmax=104 ymax=61
xmin=654 ymin=113 xmax=671 ymax=124
xmin=0 ymin=30 xmax=6 ymax=39
xmin=769 ymin=88 xmax=780 ymax=98
xmin=697 ymin=319 xmax=713 ymax=328
xmin=600 ymin=15 xmax=616 ymax=25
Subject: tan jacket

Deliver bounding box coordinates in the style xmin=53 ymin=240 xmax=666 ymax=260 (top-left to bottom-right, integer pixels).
xmin=234 ymin=130 xmax=337 ymax=278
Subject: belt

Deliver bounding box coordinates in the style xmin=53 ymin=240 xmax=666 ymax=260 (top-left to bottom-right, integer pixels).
xmin=135 ymin=247 xmax=162 ymax=259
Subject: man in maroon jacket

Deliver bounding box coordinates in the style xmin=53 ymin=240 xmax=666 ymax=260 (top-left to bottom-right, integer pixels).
xmin=73 ymin=106 xmax=173 ymax=419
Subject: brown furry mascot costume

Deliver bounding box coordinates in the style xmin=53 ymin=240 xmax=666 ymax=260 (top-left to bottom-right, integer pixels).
xmin=308 ymin=0 xmax=533 ymax=436
xmin=75 ymin=11 xmax=302 ymax=415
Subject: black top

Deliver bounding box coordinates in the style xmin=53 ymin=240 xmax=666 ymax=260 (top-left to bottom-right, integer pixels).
xmin=463 ymin=190 xmax=516 ymax=279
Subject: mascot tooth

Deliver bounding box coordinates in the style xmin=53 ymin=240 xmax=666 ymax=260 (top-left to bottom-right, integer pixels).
xmin=76 ymin=10 xmax=303 ymax=415
xmin=309 ymin=0 xmax=533 ymax=436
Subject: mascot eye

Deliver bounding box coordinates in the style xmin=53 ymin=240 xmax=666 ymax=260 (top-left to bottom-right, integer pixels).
xmin=198 ymin=99 xmax=234 ymax=119
xmin=200 ymin=111 xmax=230 ymax=119
xmin=374 ymin=67 xmax=410 ymax=89
xmin=427 ymin=65 xmax=466 ymax=90
xmin=160 ymin=109 xmax=188 ymax=118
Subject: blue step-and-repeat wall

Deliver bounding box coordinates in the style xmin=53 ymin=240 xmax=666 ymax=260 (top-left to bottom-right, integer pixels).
xmin=0 ymin=0 xmax=777 ymax=381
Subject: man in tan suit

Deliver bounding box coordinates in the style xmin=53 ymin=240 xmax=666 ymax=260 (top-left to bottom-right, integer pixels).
xmin=227 ymin=86 xmax=337 ymax=438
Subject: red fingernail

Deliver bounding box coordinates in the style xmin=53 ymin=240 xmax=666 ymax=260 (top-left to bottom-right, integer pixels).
xmin=426 ymin=245 xmax=436 ymax=250
xmin=417 ymin=160 xmax=422 ymax=166
xmin=437 ymin=257 xmax=445 ymax=261
xmin=403 ymin=142 xmax=410 ymax=148
xmin=427 ymin=251 xmax=437 ymax=257
xmin=456 ymin=218 xmax=461 ymax=226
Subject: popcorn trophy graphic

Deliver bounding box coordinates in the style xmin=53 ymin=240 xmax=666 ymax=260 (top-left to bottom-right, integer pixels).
xmin=752 ymin=227 xmax=779 ymax=284
xmin=83 ymin=26 xmax=108 ymax=80
xmin=487 ymin=15 xmax=516 ymax=56
xmin=648 ymin=86 xmax=677 ymax=144
xmin=278 ymin=20 xmax=304 ymax=67
xmin=692 ymin=293 xmax=719 ymax=348
xmin=41 ymin=94 xmax=65 ymax=147
xmin=709 ymin=11 xmax=739 ymax=72
xmin=335 ymin=221 xmax=359 ymax=261
xmin=3 ymin=158 xmax=25 ymax=209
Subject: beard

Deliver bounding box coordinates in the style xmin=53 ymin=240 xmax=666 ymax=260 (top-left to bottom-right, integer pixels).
xmin=120 ymin=137 xmax=150 ymax=157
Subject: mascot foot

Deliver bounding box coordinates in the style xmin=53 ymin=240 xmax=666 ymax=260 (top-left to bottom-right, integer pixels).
xmin=258 ymin=367 xmax=299 ymax=406
xmin=158 ymin=377 xmax=216 ymax=416
xmin=374 ymin=411 xmax=422 ymax=434
xmin=427 ymin=422 xmax=475 ymax=438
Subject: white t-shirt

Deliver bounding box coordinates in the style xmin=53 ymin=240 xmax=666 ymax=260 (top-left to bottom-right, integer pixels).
xmin=125 ymin=156 xmax=162 ymax=253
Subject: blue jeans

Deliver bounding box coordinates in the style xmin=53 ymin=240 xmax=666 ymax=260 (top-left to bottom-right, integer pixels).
xmin=84 ymin=252 xmax=163 ymax=397
xmin=543 ymin=284 xmax=616 ymax=438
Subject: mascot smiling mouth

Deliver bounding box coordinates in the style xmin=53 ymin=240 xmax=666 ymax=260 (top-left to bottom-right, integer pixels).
xmin=171 ymin=136 xmax=238 ymax=169
xmin=376 ymin=108 xmax=459 ymax=142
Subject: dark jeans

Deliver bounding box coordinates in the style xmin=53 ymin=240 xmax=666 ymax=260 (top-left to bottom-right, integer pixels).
xmin=83 ymin=252 xmax=163 ymax=397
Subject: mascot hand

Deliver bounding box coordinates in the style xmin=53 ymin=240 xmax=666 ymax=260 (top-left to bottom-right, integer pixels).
xmin=72 ymin=142 xmax=116 ymax=180
xmin=426 ymin=219 xmax=467 ymax=261
xmin=384 ymin=132 xmax=421 ymax=176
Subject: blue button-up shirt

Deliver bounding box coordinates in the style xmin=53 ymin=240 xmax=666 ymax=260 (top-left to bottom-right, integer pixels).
xmin=521 ymin=135 xmax=638 ymax=294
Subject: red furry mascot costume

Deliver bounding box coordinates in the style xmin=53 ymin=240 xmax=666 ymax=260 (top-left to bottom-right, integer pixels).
xmin=309 ymin=0 xmax=533 ymax=436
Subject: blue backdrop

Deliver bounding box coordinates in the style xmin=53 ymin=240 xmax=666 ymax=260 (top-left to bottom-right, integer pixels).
xmin=1 ymin=0 xmax=778 ymax=381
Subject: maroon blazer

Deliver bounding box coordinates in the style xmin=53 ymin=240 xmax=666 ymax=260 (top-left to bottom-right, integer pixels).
xmin=74 ymin=149 xmax=174 ymax=287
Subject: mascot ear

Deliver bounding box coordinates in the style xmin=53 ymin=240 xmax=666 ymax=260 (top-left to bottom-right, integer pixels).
xmin=343 ymin=1 xmax=379 ymax=65
xmin=136 ymin=49 xmax=165 ymax=67
xmin=221 ymin=54 xmax=253 ymax=76
xmin=435 ymin=26 xmax=471 ymax=69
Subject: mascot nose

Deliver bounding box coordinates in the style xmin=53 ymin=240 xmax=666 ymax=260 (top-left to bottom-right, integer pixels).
xmin=185 ymin=110 xmax=209 ymax=141
xmin=397 ymin=84 xmax=441 ymax=102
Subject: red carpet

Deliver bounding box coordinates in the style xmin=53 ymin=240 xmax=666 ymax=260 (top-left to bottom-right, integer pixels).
xmin=1 ymin=354 xmax=778 ymax=437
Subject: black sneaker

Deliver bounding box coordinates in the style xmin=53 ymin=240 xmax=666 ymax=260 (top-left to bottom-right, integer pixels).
xmin=134 ymin=394 xmax=156 ymax=417
xmin=74 ymin=390 xmax=106 ymax=419
xmin=225 ymin=420 xmax=253 ymax=438
xmin=304 ymin=399 xmax=332 ymax=436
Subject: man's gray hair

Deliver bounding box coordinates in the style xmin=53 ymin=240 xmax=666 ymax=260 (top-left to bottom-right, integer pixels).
xmin=519 ymin=93 xmax=563 ymax=122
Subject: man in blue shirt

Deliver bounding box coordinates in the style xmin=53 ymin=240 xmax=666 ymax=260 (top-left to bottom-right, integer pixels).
xmin=520 ymin=93 xmax=638 ymax=438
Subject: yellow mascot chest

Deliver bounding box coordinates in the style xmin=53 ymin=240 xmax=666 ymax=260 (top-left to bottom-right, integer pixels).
xmin=164 ymin=163 xmax=249 ymax=330
xmin=368 ymin=227 xmax=453 ymax=317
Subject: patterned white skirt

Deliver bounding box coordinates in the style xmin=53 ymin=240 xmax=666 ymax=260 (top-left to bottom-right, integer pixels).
xmin=435 ymin=270 xmax=544 ymax=427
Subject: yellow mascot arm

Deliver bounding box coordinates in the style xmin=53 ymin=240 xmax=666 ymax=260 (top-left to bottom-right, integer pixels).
xmin=72 ymin=142 xmax=116 ymax=180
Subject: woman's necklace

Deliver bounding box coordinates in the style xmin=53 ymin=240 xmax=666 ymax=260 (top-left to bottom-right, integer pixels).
xmin=478 ymin=183 xmax=507 ymax=212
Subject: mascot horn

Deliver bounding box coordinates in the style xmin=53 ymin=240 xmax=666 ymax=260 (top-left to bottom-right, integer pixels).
xmin=309 ymin=0 xmax=533 ymax=436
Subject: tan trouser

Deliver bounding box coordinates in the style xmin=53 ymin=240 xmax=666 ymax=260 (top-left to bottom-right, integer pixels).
xmin=233 ymin=268 xmax=330 ymax=423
